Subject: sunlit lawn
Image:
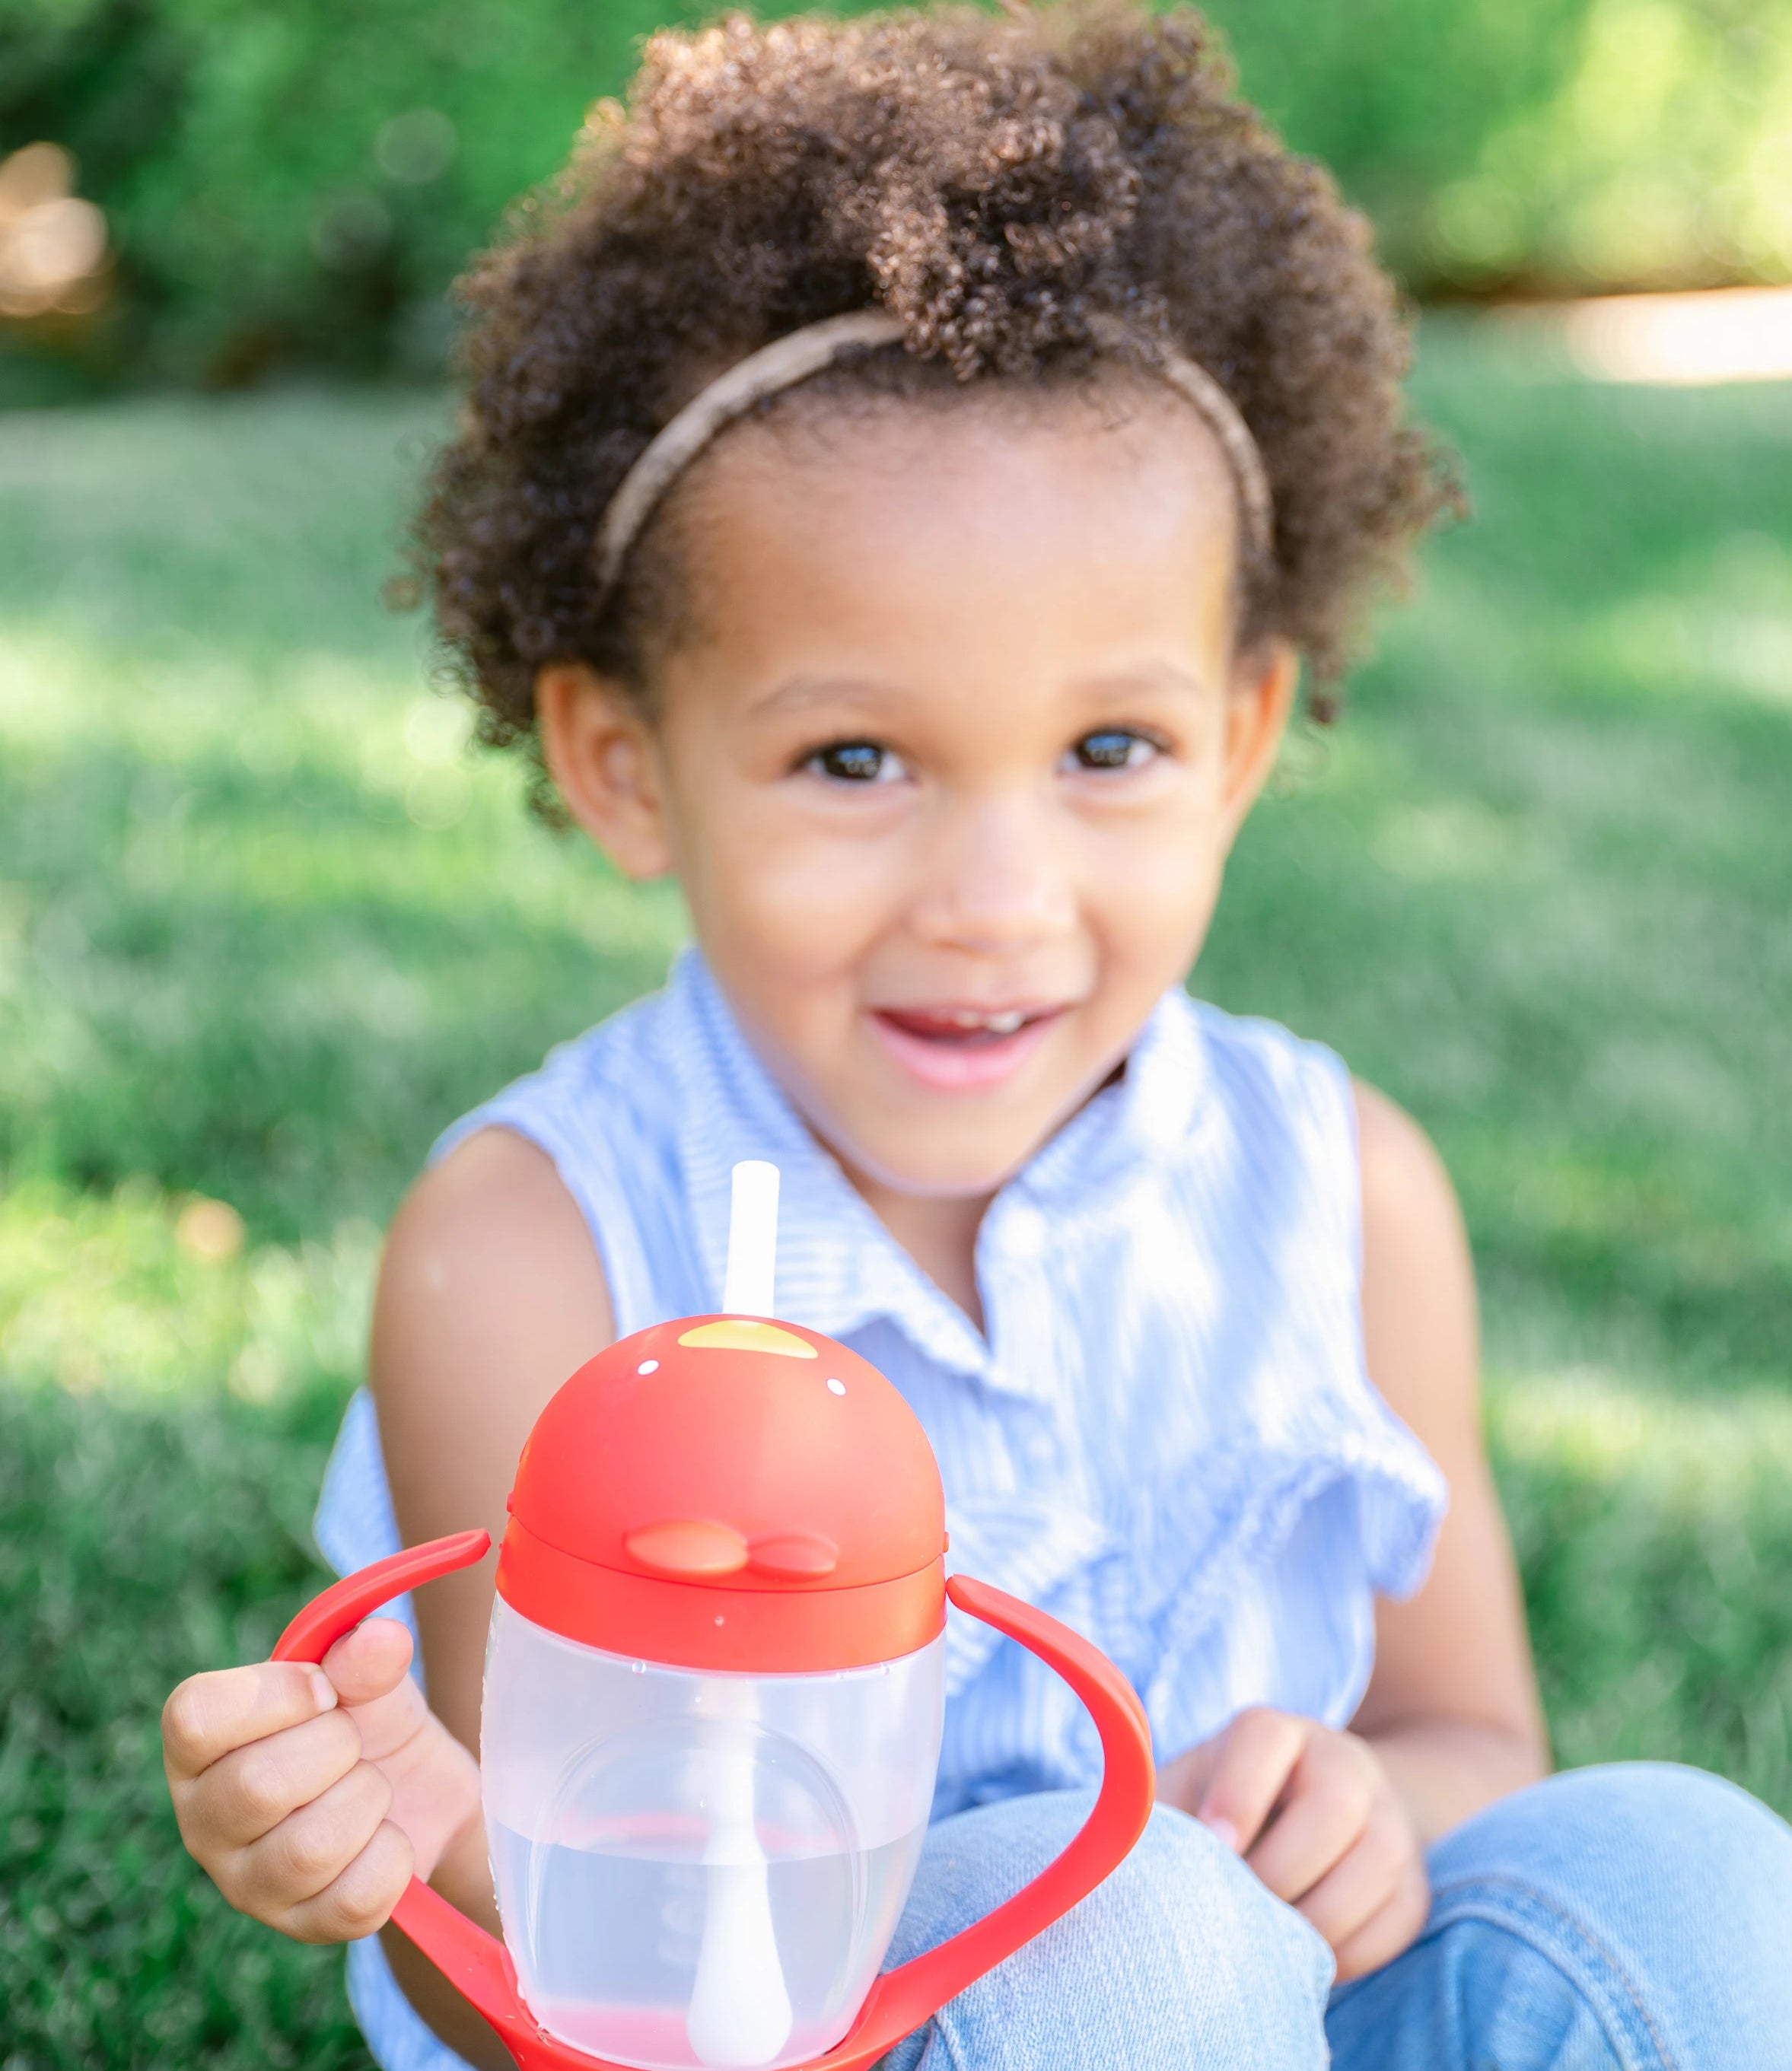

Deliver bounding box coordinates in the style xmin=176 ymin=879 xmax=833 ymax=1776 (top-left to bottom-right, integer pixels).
xmin=2 ymin=326 xmax=1790 ymax=2064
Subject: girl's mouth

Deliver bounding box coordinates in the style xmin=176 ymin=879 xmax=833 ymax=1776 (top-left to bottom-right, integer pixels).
xmin=867 ymin=1004 xmax=1064 ymax=1092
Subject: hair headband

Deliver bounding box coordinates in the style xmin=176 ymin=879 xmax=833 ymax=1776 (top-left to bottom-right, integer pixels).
xmin=593 ymin=307 xmax=1274 ymax=606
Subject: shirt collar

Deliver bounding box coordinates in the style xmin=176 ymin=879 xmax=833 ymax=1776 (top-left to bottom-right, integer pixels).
xmin=664 ymin=950 xmax=1212 ymax=1381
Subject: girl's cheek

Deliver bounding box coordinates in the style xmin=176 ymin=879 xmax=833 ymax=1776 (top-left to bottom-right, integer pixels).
xmin=709 ymin=820 xmax=905 ymax=979
xmin=1090 ymin=826 xmax=1227 ymax=985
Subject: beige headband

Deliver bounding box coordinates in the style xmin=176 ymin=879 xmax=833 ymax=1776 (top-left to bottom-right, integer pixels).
xmin=593 ymin=308 xmax=1273 ymax=605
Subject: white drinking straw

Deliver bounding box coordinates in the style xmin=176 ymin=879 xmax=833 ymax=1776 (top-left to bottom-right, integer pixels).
xmin=686 ymin=1696 xmax=794 ymax=2067
xmin=722 ymin=1160 xmax=780 ymax=1317
xmin=691 ymin=1160 xmax=795 ymax=2067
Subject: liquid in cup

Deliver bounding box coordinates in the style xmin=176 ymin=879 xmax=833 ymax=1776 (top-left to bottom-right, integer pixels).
xmin=482 ymin=1600 xmax=945 ymax=2069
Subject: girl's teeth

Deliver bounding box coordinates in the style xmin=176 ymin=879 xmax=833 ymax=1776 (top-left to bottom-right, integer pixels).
xmin=943 ymin=1009 xmax=1027 ymax=1034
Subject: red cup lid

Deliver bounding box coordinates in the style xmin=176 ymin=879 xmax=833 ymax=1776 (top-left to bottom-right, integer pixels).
xmin=496 ymin=1317 xmax=948 ymax=1671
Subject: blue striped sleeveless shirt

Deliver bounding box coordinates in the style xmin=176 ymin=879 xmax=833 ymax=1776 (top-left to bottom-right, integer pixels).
xmin=314 ymin=946 xmax=1446 ymax=2070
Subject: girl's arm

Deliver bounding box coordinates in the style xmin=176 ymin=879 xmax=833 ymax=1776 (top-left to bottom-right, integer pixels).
xmin=369 ymin=1125 xmax=618 ymax=2066
xmin=1159 ymin=1080 xmax=1548 ymax=1979
xmin=1347 ymin=1080 xmax=1549 ymax=1832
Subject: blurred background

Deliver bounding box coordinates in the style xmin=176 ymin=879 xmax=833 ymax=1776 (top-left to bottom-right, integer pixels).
xmin=2 ymin=2 xmax=1790 ymax=2065
xmin=5 ymin=0 xmax=1792 ymax=394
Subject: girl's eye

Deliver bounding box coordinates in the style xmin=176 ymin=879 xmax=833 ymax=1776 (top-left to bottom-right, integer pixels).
xmin=805 ymin=741 xmax=907 ymax=784
xmin=1067 ymin=728 xmax=1160 ymax=774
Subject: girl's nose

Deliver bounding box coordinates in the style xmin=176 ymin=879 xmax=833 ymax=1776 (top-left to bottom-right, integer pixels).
xmin=909 ymin=792 xmax=1077 ymax=954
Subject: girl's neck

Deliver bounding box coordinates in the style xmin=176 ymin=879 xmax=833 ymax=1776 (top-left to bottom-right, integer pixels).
xmin=839 ymin=1161 xmax=993 ymax=1332
xmin=819 ymin=1054 xmax=1136 ymax=1334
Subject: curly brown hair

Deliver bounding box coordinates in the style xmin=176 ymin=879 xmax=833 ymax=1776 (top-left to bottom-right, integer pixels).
xmin=412 ymin=0 xmax=1455 ymax=788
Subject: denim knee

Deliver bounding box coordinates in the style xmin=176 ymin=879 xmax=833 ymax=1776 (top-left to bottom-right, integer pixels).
xmin=1430 ymin=1760 xmax=1792 ymax=1945
xmin=883 ymin=1791 xmax=1332 ymax=2070
xmin=1400 ymin=1763 xmax=1792 ymax=2068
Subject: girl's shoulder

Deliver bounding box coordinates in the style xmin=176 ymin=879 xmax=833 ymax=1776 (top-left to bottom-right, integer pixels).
xmin=420 ymin=952 xmax=796 ymax=1331
xmin=1132 ymin=989 xmax=1362 ymax=1248
xmin=1178 ymin=991 xmax=1356 ymax=1134
xmin=428 ymin=956 xmax=721 ymax=1226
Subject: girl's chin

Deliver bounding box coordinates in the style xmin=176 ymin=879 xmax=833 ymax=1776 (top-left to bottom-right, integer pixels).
xmin=768 ymin=1010 xmax=1106 ymax=1201
xmin=811 ymin=1036 xmax=1084 ymax=1203
xmin=829 ymin=1130 xmax=1040 ymax=1203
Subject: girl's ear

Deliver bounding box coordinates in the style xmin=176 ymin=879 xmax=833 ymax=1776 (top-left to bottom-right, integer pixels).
xmin=536 ymin=663 xmax=675 ymax=880
xmin=1220 ymin=636 xmax=1300 ymax=842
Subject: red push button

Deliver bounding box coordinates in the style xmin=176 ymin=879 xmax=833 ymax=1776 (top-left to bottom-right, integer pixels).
xmin=747 ymin=1531 xmax=839 ymax=1579
xmin=622 ymin=1519 xmax=750 ymax=1579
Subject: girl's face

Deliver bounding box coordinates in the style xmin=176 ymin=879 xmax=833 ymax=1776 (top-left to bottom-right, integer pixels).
xmin=542 ymin=386 xmax=1294 ymax=1201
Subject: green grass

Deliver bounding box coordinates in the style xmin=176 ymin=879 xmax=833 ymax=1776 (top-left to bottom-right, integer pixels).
xmin=2 ymin=329 xmax=1790 ymax=2063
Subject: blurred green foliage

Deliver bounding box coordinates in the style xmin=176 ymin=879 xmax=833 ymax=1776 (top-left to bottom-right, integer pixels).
xmin=1221 ymin=0 xmax=1792 ymax=292
xmin=2 ymin=327 xmax=1792 ymax=2060
xmin=1 ymin=0 xmax=686 ymax=387
xmin=3 ymin=0 xmax=1790 ymax=392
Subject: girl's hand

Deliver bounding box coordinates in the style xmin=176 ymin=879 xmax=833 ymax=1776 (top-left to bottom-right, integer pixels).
xmin=162 ymin=1617 xmax=482 ymax=1944
xmin=1157 ymin=1707 xmax=1429 ymax=1981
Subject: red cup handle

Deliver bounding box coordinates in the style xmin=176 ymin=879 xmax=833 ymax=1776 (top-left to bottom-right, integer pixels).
xmin=272 ymin=1532 xmax=562 ymax=2069
xmin=808 ymin=1573 xmax=1155 ymax=2069
xmin=272 ymin=1529 xmax=492 ymax=1665
xmin=269 ymin=1549 xmax=1154 ymax=2071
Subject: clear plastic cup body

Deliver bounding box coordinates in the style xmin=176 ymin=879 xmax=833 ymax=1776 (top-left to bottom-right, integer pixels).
xmin=480 ymin=1598 xmax=947 ymax=2071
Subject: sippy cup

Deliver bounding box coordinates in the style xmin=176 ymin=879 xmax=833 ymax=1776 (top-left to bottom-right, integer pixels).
xmin=274 ymin=1163 xmax=1154 ymax=2071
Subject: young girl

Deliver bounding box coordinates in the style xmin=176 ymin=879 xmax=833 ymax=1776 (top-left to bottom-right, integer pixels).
xmin=162 ymin=6 xmax=1792 ymax=2066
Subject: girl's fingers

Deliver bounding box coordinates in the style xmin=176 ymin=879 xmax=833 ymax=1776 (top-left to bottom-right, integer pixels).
xmin=1194 ymin=1707 xmax=1308 ymax=1855
xmin=337 ymin=1664 xmax=438 ymax=1771
xmin=1330 ymin=1855 xmax=1431 ymax=1984
xmin=1244 ymin=1736 xmax=1377 ymax=1902
xmin=232 ymin=1758 xmax=396 ymax=1911
xmin=162 ymin=1662 xmax=338 ymax=1783
xmin=282 ymin=1818 xmax=417 ymax=1945
xmin=1294 ymin=1796 xmax=1416 ymax=1950
xmin=189 ymin=1707 xmax=365 ymax=1850
xmin=379 ymin=1720 xmax=485 ymax=1881
xmin=1154 ymin=1742 xmax=1211 ymax=1818
xmin=320 ymin=1618 xmax=417 ymax=1708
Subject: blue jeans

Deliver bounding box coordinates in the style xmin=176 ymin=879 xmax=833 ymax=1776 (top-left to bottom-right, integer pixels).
xmin=880 ymin=1764 xmax=1792 ymax=2068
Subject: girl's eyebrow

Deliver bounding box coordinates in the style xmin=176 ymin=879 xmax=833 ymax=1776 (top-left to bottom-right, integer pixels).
xmin=749 ymin=673 xmax=911 ymax=720
xmin=1066 ymin=662 xmax=1210 ymax=701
